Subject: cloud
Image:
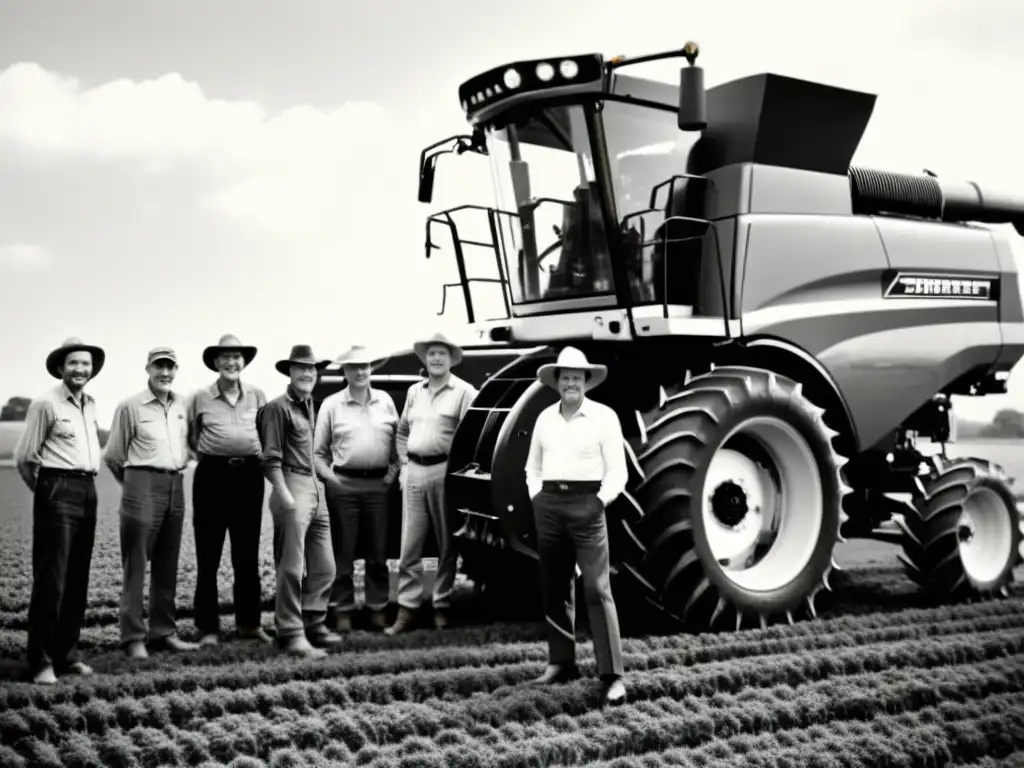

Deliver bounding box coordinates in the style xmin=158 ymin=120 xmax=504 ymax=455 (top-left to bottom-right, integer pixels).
xmin=0 ymin=63 xmax=409 ymax=242
xmin=0 ymin=243 xmax=51 ymax=269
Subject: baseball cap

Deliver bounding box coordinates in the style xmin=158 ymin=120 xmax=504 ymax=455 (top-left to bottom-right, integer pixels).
xmin=147 ymin=346 xmax=178 ymax=365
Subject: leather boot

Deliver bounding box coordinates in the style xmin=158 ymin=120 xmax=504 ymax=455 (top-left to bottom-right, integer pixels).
xmin=384 ymin=606 xmax=416 ymax=636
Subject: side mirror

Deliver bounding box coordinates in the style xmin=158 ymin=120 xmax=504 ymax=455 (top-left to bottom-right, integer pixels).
xmin=678 ymin=42 xmax=707 ymax=132
xmin=418 ymin=156 xmax=438 ymax=204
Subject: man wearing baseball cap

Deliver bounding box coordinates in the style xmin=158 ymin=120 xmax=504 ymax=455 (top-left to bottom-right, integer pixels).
xmin=14 ymin=337 xmax=105 ymax=684
xmin=103 ymin=346 xmax=198 ymax=658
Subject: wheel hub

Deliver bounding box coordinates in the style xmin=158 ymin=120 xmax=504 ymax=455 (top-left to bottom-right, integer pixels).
xmin=700 ymin=416 xmax=824 ymax=593
xmin=711 ymin=481 xmax=749 ymax=528
xmin=957 ymin=487 xmax=1013 ymax=585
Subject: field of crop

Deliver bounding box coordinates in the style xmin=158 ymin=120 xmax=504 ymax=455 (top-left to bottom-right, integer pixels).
xmin=1 ymin=439 xmax=1023 ymax=767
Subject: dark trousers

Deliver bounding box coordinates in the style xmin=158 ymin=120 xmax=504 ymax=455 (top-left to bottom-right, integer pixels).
xmin=533 ymin=484 xmax=624 ymax=678
xmin=325 ymin=474 xmax=390 ymax=613
xmin=119 ymin=468 xmax=185 ymax=644
xmin=27 ymin=470 xmax=97 ymax=673
xmin=192 ymin=457 xmax=265 ymax=634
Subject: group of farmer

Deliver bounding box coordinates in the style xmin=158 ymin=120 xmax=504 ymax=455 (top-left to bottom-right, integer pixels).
xmin=14 ymin=332 xmax=629 ymax=706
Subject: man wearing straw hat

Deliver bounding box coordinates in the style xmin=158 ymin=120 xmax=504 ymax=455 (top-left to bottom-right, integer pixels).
xmin=187 ymin=334 xmax=271 ymax=646
xmin=14 ymin=337 xmax=105 ymax=684
xmin=258 ymin=344 xmax=339 ymax=659
xmin=524 ymin=346 xmax=628 ymax=707
xmin=385 ymin=331 xmax=478 ymax=635
xmin=103 ymin=346 xmax=199 ymax=658
xmin=313 ymin=344 xmax=398 ymax=632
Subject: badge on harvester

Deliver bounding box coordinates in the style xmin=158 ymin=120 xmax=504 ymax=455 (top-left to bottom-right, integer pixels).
xmin=882 ymin=271 xmax=998 ymax=301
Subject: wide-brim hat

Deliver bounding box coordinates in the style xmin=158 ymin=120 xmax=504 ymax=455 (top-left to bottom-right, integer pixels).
xmin=536 ymin=346 xmax=608 ymax=391
xmin=275 ymin=344 xmax=331 ymax=376
xmin=203 ymin=334 xmax=257 ymax=372
xmin=335 ymin=344 xmax=390 ymax=372
xmin=46 ymin=337 xmax=105 ymax=380
xmin=413 ymin=332 xmax=463 ymax=367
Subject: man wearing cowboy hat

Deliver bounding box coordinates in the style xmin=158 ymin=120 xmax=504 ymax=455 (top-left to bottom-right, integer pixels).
xmin=313 ymin=344 xmax=399 ymax=632
xmin=524 ymin=346 xmax=628 ymax=707
xmin=14 ymin=337 xmax=105 ymax=684
xmin=386 ymin=331 xmax=478 ymax=635
xmin=258 ymin=344 xmax=339 ymax=659
xmin=187 ymin=334 xmax=271 ymax=646
xmin=103 ymin=346 xmax=199 ymax=658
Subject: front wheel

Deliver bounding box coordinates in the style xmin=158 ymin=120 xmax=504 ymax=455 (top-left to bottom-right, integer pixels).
xmin=630 ymin=366 xmax=851 ymax=631
xmin=897 ymin=457 xmax=1023 ymax=600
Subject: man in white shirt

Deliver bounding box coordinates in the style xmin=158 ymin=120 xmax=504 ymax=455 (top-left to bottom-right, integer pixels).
xmin=524 ymin=346 xmax=628 ymax=707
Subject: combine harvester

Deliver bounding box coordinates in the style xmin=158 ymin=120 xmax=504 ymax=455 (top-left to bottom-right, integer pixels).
xmin=318 ymin=44 xmax=1024 ymax=631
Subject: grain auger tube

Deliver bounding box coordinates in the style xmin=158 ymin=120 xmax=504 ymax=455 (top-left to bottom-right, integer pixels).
xmin=412 ymin=42 xmax=1024 ymax=632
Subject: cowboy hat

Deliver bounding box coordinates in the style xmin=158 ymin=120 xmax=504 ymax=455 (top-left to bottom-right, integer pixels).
xmin=203 ymin=334 xmax=257 ymax=371
xmin=536 ymin=346 xmax=608 ymax=391
xmin=275 ymin=344 xmax=331 ymax=376
xmin=335 ymin=344 xmax=390 ymax=372
xmin=45 ymin=337 xmax=106 ymax=380
xmin=413 ymin=332 xmax=463 ymax=367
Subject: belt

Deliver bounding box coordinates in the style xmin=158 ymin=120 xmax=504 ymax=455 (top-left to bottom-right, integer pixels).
xmin=542 ymin=480 xmax=602 ymax=494
xmin=334 ymin=466 xmax=388 ymax=479
xmin=407 ymin=452 xmax=448 ymax=467
xmin=127 ymin=466 xmax=185 ymax=476
xmin=38 ymin=467 xmax=97 ymax=479
xmin=200 ymin=454 xmax=259 ymax=467
xmin=282 ymin=464 xmax=313 ymax=476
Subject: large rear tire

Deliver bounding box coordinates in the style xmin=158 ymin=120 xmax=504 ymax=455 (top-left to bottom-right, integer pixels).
xmin=897 ymin=457 xmax=1023 ymax=600
xmin=629 ymin=366 xmax=851 ymax=630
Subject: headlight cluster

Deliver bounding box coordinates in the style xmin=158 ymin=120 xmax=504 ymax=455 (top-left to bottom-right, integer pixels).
xmin=460 ymin=55 xmax=600 ymax=114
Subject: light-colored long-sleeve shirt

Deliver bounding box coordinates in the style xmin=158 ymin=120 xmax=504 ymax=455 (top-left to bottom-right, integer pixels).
xmin=313 ymin=386 xmax=398 ymax=479
xmin=396 ymin=374 xmax=478 ymax=463
xmin=187 ymin=380 xmax=266 ymax=458
xmin=102 ymin=388 xmax=190 ymax=479
xmin=14 ymin=384 xmax=102 ymax=489
xmin=525 ymin=397 xmax=628 ymax=508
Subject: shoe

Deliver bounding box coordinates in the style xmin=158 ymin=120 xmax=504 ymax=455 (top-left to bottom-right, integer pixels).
xmin=237 ymin=627 xmax=273 ymax=644
xmin=433 ymin=609 xmax=449 ymax=630
xmin=529 ymin=663 xmax=581 ymax=685
xmin=307 ymin=628 xmax=342 ymax=649
xmin=602 ymin=677 xmax=627 ymax=707
xmin=32 ymin=666 xmax=57 ymax=685
xmin=198 ymin=633 xmax=220 ymax=647
xmin=369 ymin=610 xmax=389 ymax=630
xmin=279 ymin=636 xmax=328 ymax=660
xmin=150 ymin=634 xmax=200 ymax=652
xmin=125 ymin=641 xmax=149 ymax=660
xmin=334 ymin=613 xmax=352 ymax=633
xmin=384 ymin=606 xmax=416 ymax=636
xmin=60 ymin=661 xmax=94 ymax=677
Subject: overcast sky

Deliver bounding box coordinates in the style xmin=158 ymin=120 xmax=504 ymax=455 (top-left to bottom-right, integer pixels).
xmin=1 ymin=0 xmax=1022 ymax=424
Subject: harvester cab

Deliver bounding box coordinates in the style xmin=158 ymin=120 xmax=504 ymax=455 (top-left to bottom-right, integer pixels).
xmin=417 ymin=45 xmax=714 ymax=338
xmin=415 ymin=45 xmax=1024 ymax=634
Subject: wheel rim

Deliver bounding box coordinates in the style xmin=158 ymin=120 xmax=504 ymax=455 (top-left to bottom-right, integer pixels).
xmin=957 ymin=487 xmax=1013 ymax=584
xmin=701 ymin=416 xmax=824 ymax=592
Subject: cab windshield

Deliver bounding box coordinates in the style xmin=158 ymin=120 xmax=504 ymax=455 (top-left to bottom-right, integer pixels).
xmin=485 ymin=105 xmax=615 ymax=309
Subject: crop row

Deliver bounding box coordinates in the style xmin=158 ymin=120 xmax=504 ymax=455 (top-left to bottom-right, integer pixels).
xmin=4 ymin=654 xmax=1020 ymax=749
xmin=0 ymin=563 xmax=929 ymax=624
xmin=2 ymin=673 xmax=1021 ymax=767
xmin=2 ymin=612 xmax=1020 ymax=714
xmin=3 ymin=594 xmax=1021 ymax=700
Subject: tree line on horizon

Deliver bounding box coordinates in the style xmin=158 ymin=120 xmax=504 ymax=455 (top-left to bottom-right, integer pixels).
xmin=3 ymin=395 xmax=1024 ymax=442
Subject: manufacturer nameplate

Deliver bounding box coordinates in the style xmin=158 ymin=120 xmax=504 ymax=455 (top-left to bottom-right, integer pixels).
xmin=882 ymin=272 xmax=998 ymax=301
